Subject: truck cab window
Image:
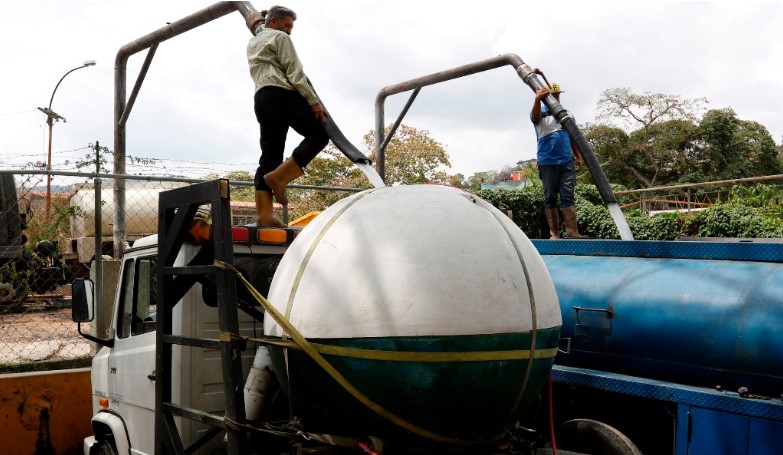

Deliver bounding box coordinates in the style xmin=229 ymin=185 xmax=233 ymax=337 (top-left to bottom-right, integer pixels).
xmin=133 ymin=257 xmax=158 ymax=335
xmin=117 ymin=258 xmax=135 ymax=339
xmin=116 ymin=256 xmax=158 ymax=338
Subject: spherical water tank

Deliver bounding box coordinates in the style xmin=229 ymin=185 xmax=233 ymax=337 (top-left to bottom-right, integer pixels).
xmin=263 ymin=185 xmax=561 ymax=448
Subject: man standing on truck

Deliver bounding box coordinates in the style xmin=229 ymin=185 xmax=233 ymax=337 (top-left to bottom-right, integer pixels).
xmin=245 ymin=6 xmax=329 ymax=227
xmin=530 ymin=80 xmax=586 ymax=239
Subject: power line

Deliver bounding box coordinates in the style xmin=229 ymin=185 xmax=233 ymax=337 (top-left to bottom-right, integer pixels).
xmin=0 ymin=108 xmax=37 ymax=118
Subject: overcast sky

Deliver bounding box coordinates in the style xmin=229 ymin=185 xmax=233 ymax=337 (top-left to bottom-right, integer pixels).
xmin=1 ymin=1 xmax=781 ymax=180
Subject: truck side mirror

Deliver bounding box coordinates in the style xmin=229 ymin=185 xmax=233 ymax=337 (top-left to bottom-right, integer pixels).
xmin=72 ymin=278 xmax=95 ymax=322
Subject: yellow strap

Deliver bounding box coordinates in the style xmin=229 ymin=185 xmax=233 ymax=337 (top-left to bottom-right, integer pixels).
xmin=477 ymin=198 xmax=540 ymax=421
xmin=250 ymin=338 xmax=557 ymax=362
xmin=215 ymin=259 xmax=476 ymax=446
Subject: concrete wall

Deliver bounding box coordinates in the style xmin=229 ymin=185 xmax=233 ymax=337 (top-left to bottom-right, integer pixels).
xmin=0 ymin=368 xmax=92 ymax=455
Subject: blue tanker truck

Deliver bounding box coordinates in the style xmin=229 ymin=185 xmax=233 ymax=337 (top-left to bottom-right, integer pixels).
xmin=531 ymin=238 xmax=783 ymax=454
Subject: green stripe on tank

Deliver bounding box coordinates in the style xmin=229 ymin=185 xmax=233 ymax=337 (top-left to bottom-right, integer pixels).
xmin=270 ymin=327 xmax=560 ymax=444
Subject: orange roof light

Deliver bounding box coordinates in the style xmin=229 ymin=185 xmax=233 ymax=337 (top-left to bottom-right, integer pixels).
xmin=258 ymin=228 xmax=287 ymax=244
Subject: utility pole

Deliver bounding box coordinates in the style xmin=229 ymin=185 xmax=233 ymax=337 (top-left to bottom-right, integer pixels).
xmin=38 ymin=60 xmax=96 ymax=221
xmin=94 ymin=141 xmax=101 ymax=174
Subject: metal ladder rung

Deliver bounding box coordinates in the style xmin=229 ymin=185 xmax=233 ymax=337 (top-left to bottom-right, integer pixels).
xmin=163 ymin=334 xmax=221 ymax=350
xmin=163 ymin=402 xmax=226 ymax=428
xmin=164 ymin=265 xmax=216 ymax=275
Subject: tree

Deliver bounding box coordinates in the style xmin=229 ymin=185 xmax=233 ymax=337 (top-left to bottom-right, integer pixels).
xmin=363 ymin=124 xmax=453 ymax=185
xmin=697 ymin=108 xmax=782 ymax=181
xmin=287 ymin=146 xmax=368 ymax=218
xmin=285 ymin=124 xmax=460 ymax=218
xmin=580 ymin=124 xmax=632 ymax=187
xmin=591 ymin=88 xmax=708 ymax=188
xmin=596 ymin=88 xmax=708 ymax=130
xmin=202 ymin=170 xmax=255 ymax=201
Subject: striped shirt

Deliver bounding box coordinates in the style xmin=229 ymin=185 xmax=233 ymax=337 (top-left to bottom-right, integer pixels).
xmin=532 ymin=106 xmax=574 ymax=166
xmin=247 ymin=28 xmax=320 ymax=105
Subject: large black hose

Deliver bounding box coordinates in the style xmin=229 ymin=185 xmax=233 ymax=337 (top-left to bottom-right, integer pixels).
xmin=321 ymin=112 xmax=372 ymax=165
xmin=558 ymin=116 xmax=617 ymax=205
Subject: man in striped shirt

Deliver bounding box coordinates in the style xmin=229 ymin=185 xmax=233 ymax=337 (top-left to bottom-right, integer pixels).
xmin=530 ymin=82 xmax=586 ymax=239
xmin=245 ymin=6 xmax=329 ymax=227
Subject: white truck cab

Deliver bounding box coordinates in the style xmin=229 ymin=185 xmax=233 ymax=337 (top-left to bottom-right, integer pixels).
xmin=73 ymin=225 xmax=295 ymax=455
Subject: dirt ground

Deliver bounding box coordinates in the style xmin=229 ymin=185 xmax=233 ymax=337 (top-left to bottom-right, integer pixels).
xmin=0 ymin=306 xmax=94 ymax=365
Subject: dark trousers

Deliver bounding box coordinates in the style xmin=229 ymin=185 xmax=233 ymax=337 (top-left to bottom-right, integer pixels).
xmin=253 ymin=86 xmax=329 ymax=190
xmin=538 ymin=162 xmax=577 ymax=210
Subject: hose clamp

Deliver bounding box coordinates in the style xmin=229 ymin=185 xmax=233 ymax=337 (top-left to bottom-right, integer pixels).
xmin=517 ymin=64 xmax=535 ymax=83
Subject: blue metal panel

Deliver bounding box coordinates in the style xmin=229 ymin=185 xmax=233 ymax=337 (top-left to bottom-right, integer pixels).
xmin=748 ymin=417 xmax=783 ymax=453
xmin=532 ymin=239 xmax=783 ymax=263
xmin=551 ymin=366 xmax=783 ymax=422
xmin=675 ymin=406 xmax=689 ymax=455
xmin=688 ymin=407 xmax=748 ymax=455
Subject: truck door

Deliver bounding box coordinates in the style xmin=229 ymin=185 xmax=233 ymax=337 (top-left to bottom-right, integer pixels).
xmin=107 ymin=254 xmax=158 ymax=453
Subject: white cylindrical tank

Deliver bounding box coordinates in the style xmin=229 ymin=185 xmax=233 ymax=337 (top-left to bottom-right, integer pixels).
xmin=69 ymin=182 xmax=188 ymax=238
xmin=261 ymin=185 xmax=561 ymax=448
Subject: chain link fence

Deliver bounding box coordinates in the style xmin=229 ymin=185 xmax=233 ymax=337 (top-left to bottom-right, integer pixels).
xmin=0 ymin=170 xmax=261 ymax=371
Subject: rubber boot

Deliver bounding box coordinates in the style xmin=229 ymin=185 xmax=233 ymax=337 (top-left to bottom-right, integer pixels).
xmin=263 ymin=157 xmax=304 ymax=206
xmin=545 ymin=208 xmax=561 ymax=239
xmin=255 ymin=190 xmax=286 ymax=228
xmin=562 ymin=206 xmax=586 ymax=238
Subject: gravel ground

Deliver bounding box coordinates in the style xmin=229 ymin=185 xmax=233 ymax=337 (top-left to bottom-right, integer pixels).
xmin=0 ymin=307 xmax=95 ymax=365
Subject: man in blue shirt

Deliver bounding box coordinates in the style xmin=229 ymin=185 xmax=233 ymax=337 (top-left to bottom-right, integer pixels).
xmin=530 ymin=82 xmax=586 ymax=239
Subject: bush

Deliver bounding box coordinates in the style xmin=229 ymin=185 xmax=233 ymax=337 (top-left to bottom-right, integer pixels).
xmin=474 ymin=182 xmax=783 ymax=240
xmin=476 ymin=186 xmax=545 ymax=238
xmin=681 ymin=203 xmax=783 ymax=238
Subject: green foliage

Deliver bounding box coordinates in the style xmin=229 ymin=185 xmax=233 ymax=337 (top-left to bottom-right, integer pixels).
xmin=476 ymin=182 xmax=783 ymax=240
xmin=727 ymin=184 xmax=783 ymax=217
xmin=681 ymin=203 xmax=783 ymax=238
xmin=475 ymin=186 xmax=545 ymax=237
xmin=23 ymin=194 xmax=76 ymax=247
xmin=625 ymin=210 xmax=681 ymax=240
xmin=363 ymin=124 xmax=453 ymax=185
xmin=587 ymin=90 xmax=780 ymax=189
xmin=576 ymin=203 xmax=619 ymax=239
xmin=696 ymin=108 xmax=782 ymax=180
xmin=288 ymin=147 xmax=367 ymax=220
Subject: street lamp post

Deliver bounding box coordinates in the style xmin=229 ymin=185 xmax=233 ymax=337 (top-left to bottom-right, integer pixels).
xmin=38 ymin=60 xmax=96 ymax=220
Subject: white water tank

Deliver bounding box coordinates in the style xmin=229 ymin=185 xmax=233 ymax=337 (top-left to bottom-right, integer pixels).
xmin=261 ymin=184 xmax=562 ymax=448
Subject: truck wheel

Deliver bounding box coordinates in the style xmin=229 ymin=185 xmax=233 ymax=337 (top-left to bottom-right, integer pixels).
xmin=93 ymin=439 xmax=118 ymax=455
xmin=555 ymin=418 xmax=642 ymax=455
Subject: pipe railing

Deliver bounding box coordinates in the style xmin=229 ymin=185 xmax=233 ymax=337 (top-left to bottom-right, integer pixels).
xmin=114 ymin=2 xmax=251 ymax=260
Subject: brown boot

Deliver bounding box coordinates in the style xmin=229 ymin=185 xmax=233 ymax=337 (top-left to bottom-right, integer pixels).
xmin=562 ymin=206 xmax=587 ymax=238
xmin=263 ymin=157 xmax=304 ymax=206
xmin=255 ymin=190 xmax=286 ymax=228
xmin=545 ymin=208 xmax=561 ymax=239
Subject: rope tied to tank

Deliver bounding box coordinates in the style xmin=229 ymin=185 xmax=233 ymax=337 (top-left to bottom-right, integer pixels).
xmin=215 ymin=258 xmax=514 ymax=447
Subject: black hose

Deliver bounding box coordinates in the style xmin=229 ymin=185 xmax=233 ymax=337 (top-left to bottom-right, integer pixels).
xmin=322 ymin=114 xmax=372 ymax=165
xmin=307 ymin=78 xmax=372 ymax=165
xmin=559 ymin=116 xmax=617 ymax=205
